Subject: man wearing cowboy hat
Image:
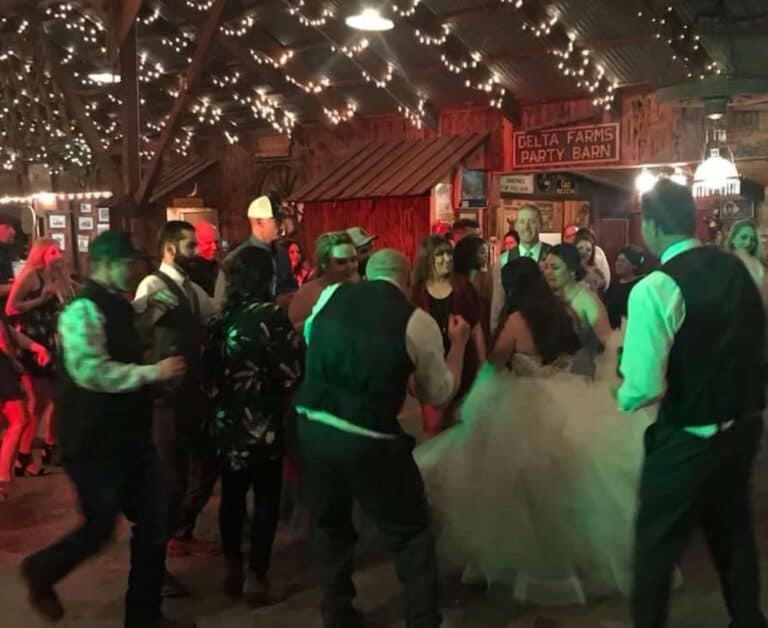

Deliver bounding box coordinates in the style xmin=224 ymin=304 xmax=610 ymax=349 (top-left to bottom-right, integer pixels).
xmin=346 ymin=226 xmax=378 ymax=279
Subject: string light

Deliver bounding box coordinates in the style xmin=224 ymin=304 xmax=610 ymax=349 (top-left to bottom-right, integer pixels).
xmin=173 ymin=126 xmax=196 ymax=156
xmin=520 ymin=14 xmax=558 ymax=37
xmin=398 ymin=97 xmax=427 ymax=129
xmin=186 ymin=0 xmax=216 ymax=11
xmin=191 ymin=98 xmax=222 ymax=125
xmin=234 ymin=90 xmax=297 ymax=136
xmin=0 ymin=190 xmax=113 ymax=205
xmin=161 ymin=31 xmax=194 ymax=54
xmin=415 ymin=24 xmax=450 ymax=46
xmin=251 ymin=49 xmax=294 ymax=68
xmin=361 ymin=63 xmax=394 ymax=89
xmin=288 ymin=1 xmax=334 ymax=28
xmin=138 ymin=6 xmax=161 ymax=26
xmin=324 ymin=102 xmax=358 ymax=125
xmin=211 ymin=69 xmax=241 ymax=88
xmin=222 ymin=13 xmax=256 ymax=37
xmin=331 ymin=39 xmax=370 ymax=58
xmin=392 ymin=1 xmax=421 ymax=18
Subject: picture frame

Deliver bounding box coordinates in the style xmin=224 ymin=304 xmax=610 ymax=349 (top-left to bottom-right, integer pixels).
xmin=77 ymin=235 xmax=90 ymax=252
xmin=96 ymin=223 xmax=109 ymax=234
xmin=48 ymin=214 xmax=66 ymax=229
xmin=51 ymin=232 xmax=66 ymax=251
xmin=78 ymin=216 xmax=94 ymax=231
xmin=97 ymin=207 xmax=110 ymax=223
xmin=79 ymin=202 xmax=92 ymax=213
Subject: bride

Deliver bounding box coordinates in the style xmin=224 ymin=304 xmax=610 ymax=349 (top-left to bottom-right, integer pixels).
xmin=415 ymin=257 xmax=654 ymax=606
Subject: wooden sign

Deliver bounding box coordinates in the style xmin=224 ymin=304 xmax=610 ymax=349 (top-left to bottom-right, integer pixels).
xmin=513 ymin=122 xmax=620 ymax=169
xmin=499 ymin=174 xmax=535 ymax=195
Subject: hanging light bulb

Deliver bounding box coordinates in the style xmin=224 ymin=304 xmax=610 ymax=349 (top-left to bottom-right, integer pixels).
xmin=670 ymin=167 xmax=688 ymax=187
xmin=635 ymin=168 xmax=658 ymax=194
xmin=692 ymin=148 xmax=740 ymax=197
xmin=345 ymin=8 xmax=394 ymax=31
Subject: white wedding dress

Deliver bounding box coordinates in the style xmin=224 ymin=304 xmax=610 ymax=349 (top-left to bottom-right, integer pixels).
xmin=415 ymin=330 xmax=655 ymax=606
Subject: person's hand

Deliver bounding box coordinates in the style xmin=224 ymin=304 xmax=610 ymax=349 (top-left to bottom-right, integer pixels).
xmin=31 ymin=343 xmax=50 ymax=367
xmin=156 ymin=356 xmax=186 ymax=381
xmin=448 ymin=315 xmax=471 ymax=346
xmin=148 ymin=288 xmax=179 ymax=312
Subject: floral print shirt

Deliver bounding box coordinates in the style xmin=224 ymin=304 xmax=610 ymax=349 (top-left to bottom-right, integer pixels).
xmin=205 ymin=300 xmax=304 ymax=471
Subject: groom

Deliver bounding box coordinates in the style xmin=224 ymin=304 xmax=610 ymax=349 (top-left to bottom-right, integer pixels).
xmin=617 ymin=179 xmax=766 ymax=628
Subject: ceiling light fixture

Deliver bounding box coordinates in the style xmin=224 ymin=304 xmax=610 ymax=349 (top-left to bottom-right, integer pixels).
xmin=345 ymin=8 xmax=394 ymax=31
xmin=88 ymin=71 xmax=120 ymax=84
xmin=634 ymin=168 xmax=658 ymax=195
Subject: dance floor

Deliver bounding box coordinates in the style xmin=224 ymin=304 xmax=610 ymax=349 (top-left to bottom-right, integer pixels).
xmin=2 ymin=404 xmax=768 ymax=628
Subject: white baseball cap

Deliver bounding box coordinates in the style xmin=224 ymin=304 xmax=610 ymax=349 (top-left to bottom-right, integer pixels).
xmin=247 ymin=195 xmax=279 ymax=219
xmin=346 ymin=226 xmax=378 ymax=249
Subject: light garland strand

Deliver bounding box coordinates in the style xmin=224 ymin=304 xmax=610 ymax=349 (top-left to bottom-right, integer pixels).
xmin=288 ymin=1 xmax=334 ymax=28
xmin=324 ymin=102 xmax=358 ymax=125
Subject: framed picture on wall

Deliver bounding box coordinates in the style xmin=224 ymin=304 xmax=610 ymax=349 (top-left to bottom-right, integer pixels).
xmin=721 ymin=198 xmax=755 ymax=221
xmin=79 ymin=202 xmax=92 ymax=213
xmin=78 ymin=216 xmax=94 ymax=231
xmin=48 ymin=214 xmax=66 ymax=229
xmin=96 ymin=223 xmax=109 ymax=234
xmin=459 ymin=169 xmax=486 ymax=208
xmin=51 ymin=232 xmax=66 ymax=251
xmin=77 ymin=235 xmax=90 ymax=252
xmin=97 ymin=207 xmax=110 ymax=223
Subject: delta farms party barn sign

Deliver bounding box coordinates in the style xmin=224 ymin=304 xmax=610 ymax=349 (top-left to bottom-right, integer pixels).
xmin=512 ymin=122 xmax=620 ymax=169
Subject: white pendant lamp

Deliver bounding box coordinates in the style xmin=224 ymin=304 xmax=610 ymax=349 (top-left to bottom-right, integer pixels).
xmin=634 ymin=168 xmax=658 ymax=195
xmin=345 ymin=8 xmax=394 ymax=31
xmin=692 ymin=148 xmax=740 ymax=198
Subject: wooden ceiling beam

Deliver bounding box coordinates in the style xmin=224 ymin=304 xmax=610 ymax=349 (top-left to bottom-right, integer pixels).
xmin=133 ymin=0 xmax=226 ymax=207
xmin=117 ymin=0 xmax=143 ymax=46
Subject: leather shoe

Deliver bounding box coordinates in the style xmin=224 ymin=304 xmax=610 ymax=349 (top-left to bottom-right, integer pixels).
xmin=20 ymin=557 xmax=65 ymax=622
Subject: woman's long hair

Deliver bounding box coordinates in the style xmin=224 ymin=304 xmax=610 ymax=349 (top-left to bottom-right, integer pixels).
xmin=453 ymin=235 xmax=485 ymax=276
xmin=574 ymin=229 xmax=597 ymax=266
xmin=413 ymin=234 xmax=452 ymax=285
xmin=501 ymin=257 xmax=581 ymax=364
xmin=550 ymin=243 xmax=587 ymax=282
xmin=224 ymin=246 xmax=274 ymax=309
xmin=22 ymin=238 xmax=76 ymax=302
xmin=725 ymin=219 xmax=763 ymax=260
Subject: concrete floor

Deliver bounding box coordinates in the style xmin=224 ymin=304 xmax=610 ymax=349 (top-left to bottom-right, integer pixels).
xmin=3 ymin=410 xmax=768 ymax=628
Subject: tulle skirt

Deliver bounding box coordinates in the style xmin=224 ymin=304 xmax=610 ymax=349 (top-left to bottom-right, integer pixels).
xmin=415 ymin=337 xmax=655 ymax=606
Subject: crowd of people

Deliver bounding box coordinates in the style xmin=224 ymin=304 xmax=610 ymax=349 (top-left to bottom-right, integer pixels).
xmin=0 ymin=182 xmax=765 ymax=628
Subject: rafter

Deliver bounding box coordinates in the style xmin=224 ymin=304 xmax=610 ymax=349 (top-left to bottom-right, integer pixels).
xmin=134 ymin=0 xmax=226 ymax=206
xmin=117 ymin=0 xmax=143 ymax=46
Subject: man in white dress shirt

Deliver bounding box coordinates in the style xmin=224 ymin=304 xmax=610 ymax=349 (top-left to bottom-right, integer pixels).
xmin=490 ymin=204 xmax=552 ymax=334
xmin=134 ymin=221 xmax=219 ymax=571
xmin=294 ymin=249 xmax=469 ymax=628
xmin=618 ymin=180 xmax=766 ymax=628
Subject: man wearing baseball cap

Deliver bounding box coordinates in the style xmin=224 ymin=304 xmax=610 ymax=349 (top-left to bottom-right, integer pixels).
xmin=214 ymin=195 xmax=297 ymax=305
xmin=21 ymin=231 xmax=192 ymax=627
xmin=346 ymin=226 xmax=378 ymax=279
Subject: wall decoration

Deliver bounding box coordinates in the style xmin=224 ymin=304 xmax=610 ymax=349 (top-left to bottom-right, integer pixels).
xmin=431 ymin=182 xmax=453 ymax=223
xmin=48 ymin=214 xmax=66 ymax=229
xmin=97 ymin=207 xmax=110 ymax=223
xmin=79 ymin=202 xmax=92 ymax=213
xmin=77 ymin=235 xmax=90 ymax=252
xmin=96 ymin=223 xmax=109 ymax=234
xmin=78 ymin=216 xmax=94 ymax=231
xmin=460 ymin=169 xmax=486 ymax=207
xmin=512 ymin=123 xmax=620 ymax=169
xmin=51 ymin=232 xmax=66 ymax=250
xmin=720 ymin=198 xmax=755 ymax=221
xmin=499 ymin=198 xmax=562 ymax=235
xmin=499 ymin=174 xmax=534 ymax=195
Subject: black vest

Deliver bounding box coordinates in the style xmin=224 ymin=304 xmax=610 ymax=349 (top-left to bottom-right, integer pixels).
xmin=658 ymin=247 xmax=765 ymax=427
xmin=294 ymin=280 xmax=415 ymax=434
xmin=57 ymin=280 xmax=151 ymax=461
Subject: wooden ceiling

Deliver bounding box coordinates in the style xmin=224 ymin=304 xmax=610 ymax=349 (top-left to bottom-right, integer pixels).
xmin=0 ymin=0 xmax=765 ymax=186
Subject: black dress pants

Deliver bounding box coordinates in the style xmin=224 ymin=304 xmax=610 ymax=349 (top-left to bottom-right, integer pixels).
xmin=23 ymin=446 xmax=168 ymax=628
xmin=298 ymin=418 xmax=441 ymax=628
xmin=632 ymin=416 xmax=766 ymax=628
xmin=219 ymin=457 xmax=283 ymax=575
xmin=153 ymin=396 xmax=218 ymax=540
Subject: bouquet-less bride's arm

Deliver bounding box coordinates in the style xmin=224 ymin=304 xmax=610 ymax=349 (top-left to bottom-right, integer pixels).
xmin=488 ymin=312 xmax=523 ymax=368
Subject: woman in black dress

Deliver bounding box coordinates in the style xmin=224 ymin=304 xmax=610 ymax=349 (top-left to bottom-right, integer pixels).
xmin=205 ymin=246 xmax=304 ymax=606
xmin=603 ymin=245 xmax=646 ymax=329
xmin=6 ymin=238 xmax=75 ymax=474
